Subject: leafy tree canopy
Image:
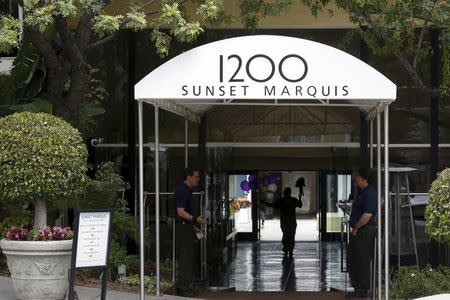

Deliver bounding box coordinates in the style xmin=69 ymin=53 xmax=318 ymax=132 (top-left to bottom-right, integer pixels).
xmin=240 ymin=0 xmax=450 ymax=97
xmin=0 ymin=0 xmax=224 ymax=123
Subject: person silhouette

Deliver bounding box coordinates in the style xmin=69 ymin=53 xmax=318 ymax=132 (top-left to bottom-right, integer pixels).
xmin=264 ymin=187 xmax=302 ymax=256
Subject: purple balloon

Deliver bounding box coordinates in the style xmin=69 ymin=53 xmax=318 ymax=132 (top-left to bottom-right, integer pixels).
xmin=248 ymin=174 xmax=258 ymax=184
xmin=250 ymin=181 xmax=258 ymax=190
xmin=262 ymin=176 xmax=270 ymax=186
xmin=240 ymin=180 xmax=250 ymax=192
xmin=268 ymin=174 xmax=278 ymax=184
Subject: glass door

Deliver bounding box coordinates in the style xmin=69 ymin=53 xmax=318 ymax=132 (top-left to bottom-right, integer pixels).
xmin=320 ymin=172 xmax=352 ymax=240
xmin=228 ymin=173 xmax=259 ymax=240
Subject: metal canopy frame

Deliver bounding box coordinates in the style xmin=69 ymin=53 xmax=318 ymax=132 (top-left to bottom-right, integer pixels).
xmin=144 ymin=98 xmax=388 ymax=124
xmin=135 ymin=35 xmax=395 ymax=300
xmin=137 ymin=99 xmax=391 ymax=300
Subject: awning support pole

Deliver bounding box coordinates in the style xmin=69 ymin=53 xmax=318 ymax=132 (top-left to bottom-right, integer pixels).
xmin=370 ymin=119 xmax=374 ymax=168
xmin=138 ymin=100 xmax=145 ymax=300
xmin=185 ymin=119 xmax=189 ymax=168
xmin=155 ymin=106 xmax=161 ymax=296
xmin=384 ymin=104 xmax=390 ymax=300
xmin=377 ymin=108 xmax=382 ymax=300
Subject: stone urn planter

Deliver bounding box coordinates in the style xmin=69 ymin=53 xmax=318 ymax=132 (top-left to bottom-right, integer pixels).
xmin=0 ymin=239 xmax=72 ymax=300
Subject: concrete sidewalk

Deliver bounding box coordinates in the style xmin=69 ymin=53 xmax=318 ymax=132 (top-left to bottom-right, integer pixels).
xmin=0 ymin=276 xmax=201 ymax=300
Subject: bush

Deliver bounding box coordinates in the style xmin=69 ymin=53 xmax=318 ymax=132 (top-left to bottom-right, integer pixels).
xmin=425 ymin=168 xmax=450 ymax=243
xmin=391 ymin=265 xmax=450 ymax=299
xmin=0 ymin=206 xmax=32 ymax=237
xmin=109 ymin=241 xmax=139 ymax=280
xmin=117 ymin=274 xmax=172 ymax=294
xmin=0 ymin=112 xmax=87 ymax=229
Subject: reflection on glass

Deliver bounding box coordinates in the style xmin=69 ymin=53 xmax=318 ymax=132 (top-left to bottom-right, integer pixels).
xmin=228 ymin=175 xmax=253 ymax=233
xmin=327 ymin=174 xmax=351 ymax=233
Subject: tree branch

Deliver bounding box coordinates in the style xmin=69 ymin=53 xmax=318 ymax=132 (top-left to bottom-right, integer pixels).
xmin=352 ymin=8 xmax=441 ymax=98
xmin=26 ymin=28 xmax=60 ymax=70
xmin=88 ymin=0 xmax=191 ymax=49
xmin=75 ymin=13 xmax=94 ymax=53
xmin=141 ymin=0 xmax=158 ymax=10
xmin=413 ymin=20 xmax=429 ymax=70
xmin=396 ymin=53 xmax=439 ymax=97
xmin=54 ymin=16 xmax=86 ymax=67
xmin=87 ymin=17 xmax=131 ymax=50
xmin=145 ymin=0 xmax=190 ymax=16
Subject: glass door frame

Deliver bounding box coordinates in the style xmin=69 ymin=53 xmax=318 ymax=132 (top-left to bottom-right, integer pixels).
xmin=227 ymin=170 xmax=260 ymax=241
xmin=319 ymin=171 xmax=353 ymax=241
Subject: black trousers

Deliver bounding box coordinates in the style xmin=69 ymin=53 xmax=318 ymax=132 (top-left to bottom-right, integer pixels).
xmin=347 ymin=225 xmax=377 ymax=292
xmin=281 ymin=224 xmax=297 ymax=252
xmin=175 ymin=224 xmax=196 ymax=290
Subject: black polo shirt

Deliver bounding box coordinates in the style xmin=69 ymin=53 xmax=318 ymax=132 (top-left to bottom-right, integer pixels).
xmin=173 ymin=183 xmax=193 ymax=223
xmin=349 ymin=185 xmax=377 ymax=227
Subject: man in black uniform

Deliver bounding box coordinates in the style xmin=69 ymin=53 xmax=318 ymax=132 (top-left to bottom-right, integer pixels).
xmin=265 ymin=187 xmax=302 ymax=257
xmin=173 ymin=167 xmax=207 ymax=297
xmin=347 ymin=168 xmax=377 ymax=299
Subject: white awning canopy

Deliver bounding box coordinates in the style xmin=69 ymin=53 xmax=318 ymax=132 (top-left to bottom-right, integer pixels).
xmin=135 ymin=35 xmax=397 ymax=122
xmin=134 ymin=35 xmax=396 ymax=299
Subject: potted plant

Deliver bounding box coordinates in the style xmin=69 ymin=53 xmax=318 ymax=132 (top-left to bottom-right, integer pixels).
xmin=0 ymin=112 xmax=87 ymax=300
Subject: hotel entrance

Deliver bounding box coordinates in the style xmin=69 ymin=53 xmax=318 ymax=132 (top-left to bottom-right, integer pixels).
xmin=135 ymin=35 xmax=395 ymax=298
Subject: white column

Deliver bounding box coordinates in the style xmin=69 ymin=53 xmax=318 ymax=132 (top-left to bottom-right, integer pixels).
xmin=138 ymin=101 xmax=145 ymax=300
xmin=370 ymin=120 xmax=374 ymax=168
xmin=185 ymin=119 xmax=189 ymax=168
xmin=377 ymin=108 xmax=382 ymax=299
xmin=155 ymin=106 xmax=161 ymax=296
xmin=384 ymin=104 xmax=390 ymax=299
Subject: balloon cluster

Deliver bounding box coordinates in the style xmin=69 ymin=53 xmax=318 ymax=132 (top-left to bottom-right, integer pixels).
xmin=240 ymin=173 xmax=278 ymax=192
xmin=240 ymin=174 xmax=258 ymax=192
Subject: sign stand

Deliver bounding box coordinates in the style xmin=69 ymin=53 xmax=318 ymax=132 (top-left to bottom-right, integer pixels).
xmin=68 ymin=210 xmax=113 ymax=300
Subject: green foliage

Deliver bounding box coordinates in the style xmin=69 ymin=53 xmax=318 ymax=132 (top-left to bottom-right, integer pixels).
xmin=54 ymin=0 xmax=78 ymax=18
xmin=151 ymin=29 xmax=172 ymax=57
xmin=11 ymin=43 xmax=47 ymax=100
xmin=425 ymin=168 xmax=450 ymax=243
xmin=23 ymin=0 xmax=55 ymax=33
xmin=77 ymin=162 xmax=136 ymax=244
xmin=335 ymin=0 xmax=450 ymax=95
xmin=117 ymin=274 xmax=172 ymax=294
xmin=0 ymin=112 xmax=88 ymax=208
xmin=197 ymin=0 xmax=223 ymax=22
xmin=391 ymin=265 xmax=450 ymax=299
xmin=76 ymin=67 xmax=108 ymax=135
xmin=0 ymin=205 xmax=32 ymax=238
xmin=0 ymin=16 xmax=20 ymax=53
xmin=124 ymin=11 xmax=148 ymax=32
xmin=240 ymin=0 xmax=450 ymax=96
xmin=0 ymin=1 xmax=223 ymax=56
xmin=0 ymin=43 xmax=52 ymax=117
xmin=155 ymin=2 xmax=205 ymax=49
xmin=109 ymin=241 xmax=139 ymax=279
xmin=0 ymin=0 xmax=225 ymax=129
xmin=92 ymin=14 xmax=123 ymax=38
xmin=240 ymin=0 xmax=330 ymax=28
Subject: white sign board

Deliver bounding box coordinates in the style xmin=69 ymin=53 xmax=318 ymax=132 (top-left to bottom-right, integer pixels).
xmin=135 ymin=35 xmax=397 ymax=101
xmin=75 ymin=211 xmax=111 ymax=268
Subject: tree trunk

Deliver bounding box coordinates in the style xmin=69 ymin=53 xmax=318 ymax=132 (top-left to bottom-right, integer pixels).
xmin=34 ymin=199 xmax=47 ymax=230
xmin=46 ymin=61 xmax=71 ymax=120
xmin=46 ymin=62 xmax=91 ymax=123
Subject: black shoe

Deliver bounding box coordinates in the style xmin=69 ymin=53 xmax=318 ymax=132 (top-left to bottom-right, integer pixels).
xmin=176 ymin=287 xmax=195 ymax=297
